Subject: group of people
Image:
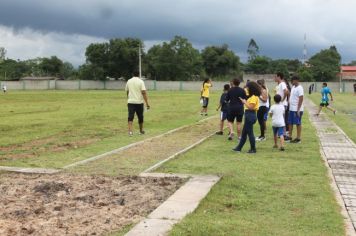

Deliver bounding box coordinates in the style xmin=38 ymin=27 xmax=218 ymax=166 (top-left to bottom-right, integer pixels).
xmin=203 ymin=72 xmax=306 ymax=153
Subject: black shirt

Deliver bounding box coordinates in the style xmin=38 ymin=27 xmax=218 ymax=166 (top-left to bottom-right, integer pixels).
xmin=219 ymin=93 xmax=229 ymax=112
xmin=225 ymin=87 xmax=247 ymax=110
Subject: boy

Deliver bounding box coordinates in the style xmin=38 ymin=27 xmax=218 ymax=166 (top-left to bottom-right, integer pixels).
xmin=216 ymin=84 xmax=230 ymax=135
xmin=269 ymin=94 xmax=285 ymax=151
xmin=289 ymin=76 xmax=304 ymax=143
xmin=2 ymin=85 xmax=6 ymax=93
xmin=315 ymin=82 xmax=336 ymax=116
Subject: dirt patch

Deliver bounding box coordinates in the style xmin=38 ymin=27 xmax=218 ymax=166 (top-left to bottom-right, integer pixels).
xmin=0 ymin=173 xmax=184 ymax=236
xmin=0 ymin=135 xmax=100 ymax=160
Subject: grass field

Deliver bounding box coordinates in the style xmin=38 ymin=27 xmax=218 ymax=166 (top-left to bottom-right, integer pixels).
xmin=309 ymin=92 xmax=356 ymax=143
xmin=0 ymin=90 xmax=218 ymax=168
xmin=0 ymin=91 xmax=345 ymax=235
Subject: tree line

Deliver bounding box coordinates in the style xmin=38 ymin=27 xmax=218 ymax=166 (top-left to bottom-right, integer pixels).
xmin=0 ymin=36 xmax=347 ymax=81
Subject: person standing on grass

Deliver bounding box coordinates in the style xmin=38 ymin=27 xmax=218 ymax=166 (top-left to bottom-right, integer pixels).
xmin=216 ymin=84 xmax=230 ymax=135
xmin=354 ymin=83 xmax=356 ymax=96
xmin=256 ymin=79 xmax=269 ymax=141
xmin=315 ymin=82 xmax=336 ymax=116
xmin=269 ymin=94 xmax=286 ymax=151
xmin=288 ymin=76 xmax=304 ymax=143
xmin=2 ymin=84 xmax=7 ymax=93
xmin=200 ymin=78 xmax=212 ymax=116
xmin=274 ymin=72 xmax=291 ymax=141
xmin=225 ymin=78 xmax=247 ymax=141
xmin=125 ymin=70 xmax=150 ymax=136
xmin=232 ymin=81 xmax=261 ymax=154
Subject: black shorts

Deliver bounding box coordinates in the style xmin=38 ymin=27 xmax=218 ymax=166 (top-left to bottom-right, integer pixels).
xmin=320 ymin=101 xmax=329 ymax=107
xmin=128 ymin=103 xmax=144 ymax=123
xmin=227 ymin=108 xmax=244 ymax=123
xmin=202 ymin=97 xmax=209 ymax=108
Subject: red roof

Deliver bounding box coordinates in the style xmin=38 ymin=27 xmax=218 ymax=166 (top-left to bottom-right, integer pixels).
xmin=341 ymin=66 xmax=356 ymax=72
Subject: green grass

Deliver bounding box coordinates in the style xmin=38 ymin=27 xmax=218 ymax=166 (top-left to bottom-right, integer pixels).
xmin=309 ymin=93 xmax=356 ymax=143
xmin=0 ymin=90 xmax=219 ymax=168
xmin=157 ymin=112 xmax=344 ymax=236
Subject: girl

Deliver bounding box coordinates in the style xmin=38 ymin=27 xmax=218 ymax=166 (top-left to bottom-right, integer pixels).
xmin=256 ymin=79 xmax=269 ymax=141
xmin=200 ymin=78 xmax=212 ymax=116
xmin=233 ymin=81 xmax=261 ymax=153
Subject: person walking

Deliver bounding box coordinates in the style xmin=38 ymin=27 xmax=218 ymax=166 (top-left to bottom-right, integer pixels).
xmin=256 ymin=79 xmax=269 ymax=141
xmin=288 ymin=76 xmax=304 ymax=143
xmin=125 ymin=70 xmax=150 ymax=136
xmin=315 ymin=82 xmax=336 ymax=116
xmin=200 ymin=78 xmax=212 ymax=116
xmin=269 ymin=94 xmax=286 ymax=151
xmin=225 ymin=78 xmax=247 ymax=141
xmin=232 ymin=81 xmax=261 ymax=154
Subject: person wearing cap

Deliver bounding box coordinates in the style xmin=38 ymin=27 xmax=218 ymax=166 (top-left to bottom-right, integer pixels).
xmin=288 ymin=75 xmax=304 ymax=143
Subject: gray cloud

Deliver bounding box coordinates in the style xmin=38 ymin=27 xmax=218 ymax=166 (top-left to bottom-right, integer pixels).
xmin=0 ymin=0 xmax=356 ymax=65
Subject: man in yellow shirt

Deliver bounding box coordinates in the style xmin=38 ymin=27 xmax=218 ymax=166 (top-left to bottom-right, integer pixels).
xmin=200 ymin=78 xmax=212 ymax=116
xmin=125 ymin=70 xmax=150 ymax=136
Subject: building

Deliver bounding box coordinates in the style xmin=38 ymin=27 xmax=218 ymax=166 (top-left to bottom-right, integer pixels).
xmin=339 ymin=66 xmax=356 ymax=81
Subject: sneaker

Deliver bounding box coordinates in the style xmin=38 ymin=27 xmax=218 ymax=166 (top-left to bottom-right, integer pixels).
xmin=232 ymin=148 xmax=241 ymax=152
xmin=215 ymin=131 xmax=224 ymax=135
xmin=205 ymin=114 xmax=208 ymax=116
xmin=228 ymin=133 xmax=234 ymax=141
xmin=284 ymin=136 xmax=291 ymax=142
xmin=129 ymin=131 xmax=133 ymax=136
xmin=247 ymin=149 xmax=256 ymax=154
xmin=290 ymin=138 xmax=301 ymax=143
xmin=256 ymin=136 xmax=265 ymax=141
xmin=256 ymin=136 xmax=261 ymax=141
xmin=280 ymin=147 xmax=285 ymax=151
xmin=333 ymin=110 xmax=336 ymax=115
xmin=139 ymin=130 xmax=145 ymax=135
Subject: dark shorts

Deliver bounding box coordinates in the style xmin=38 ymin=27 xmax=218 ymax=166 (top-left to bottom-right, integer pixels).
xmin=272 ymin=126 xmax=285 ymax=137
xmin=288 ymin=111 xmax=303 ymax=125
xmin=227 ymin=108 xmax=244 ymax=123
xmin=128 ymin=103 xmax=144 ymax=123
xmin=320 ymin=101 xmax=329 ymax=107
xmin=220 ymin=111 xmax=228 ymax=121
xmin=264 ymin=107 xmax=269 ymax=121
xmin=202 ymin=97 xmax=209 ymax=108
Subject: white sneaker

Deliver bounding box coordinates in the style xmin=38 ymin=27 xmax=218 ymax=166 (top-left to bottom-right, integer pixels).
xmin=129 ymin=131 xmax=133 ymax=136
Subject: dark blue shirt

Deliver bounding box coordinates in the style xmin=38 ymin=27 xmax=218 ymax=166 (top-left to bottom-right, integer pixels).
xmin=225 ymin=87 xmax=247 ymax=111
xmin=220 ymin=93 xmax=229 ymax=112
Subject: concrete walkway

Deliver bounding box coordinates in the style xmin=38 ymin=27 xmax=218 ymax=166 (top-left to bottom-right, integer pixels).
xmin=305 ymin=98 xmax=356 ymax=234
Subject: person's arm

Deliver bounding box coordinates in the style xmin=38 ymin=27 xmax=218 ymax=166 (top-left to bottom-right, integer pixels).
xmin=141 ymin=90 xmax=150 ymax=109
xmin=329 ymin=92 xmax=334 ymax=101
xmin=260 ymin=89 xmax=268 ymax=102
xmin=282 ymin=88 xmax=289 ymax=103
xmin=297 ymin=95 xmax=304 ymax=116
xmin=240 ymin=97 xmax=256 ymax=111
xmin=216 ymin=104 xmax=221 ymax=111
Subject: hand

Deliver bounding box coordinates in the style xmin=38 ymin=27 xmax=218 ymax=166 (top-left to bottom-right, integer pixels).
xmin=216 ymin=108 xmax=219 ymax=111
xmin=146 ymin=105 xmax=150 ymax=110
xmin=240 ymin=98 xmax=246 ymax=104
xmin=331 ymin=98 xmax=334 ymax=102
xmin=297 ymin=111 xmax=301 ymax=117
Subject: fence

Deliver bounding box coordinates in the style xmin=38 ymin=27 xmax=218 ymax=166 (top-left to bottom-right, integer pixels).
xmin=0 ymin=80 xmax=355 ymax=93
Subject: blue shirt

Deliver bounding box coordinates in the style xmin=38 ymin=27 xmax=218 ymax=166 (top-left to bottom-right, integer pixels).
xmin=220 ymin=93 xmax=229 ymax=112
xmin=321 ymin=87 xmax=331 ymax=102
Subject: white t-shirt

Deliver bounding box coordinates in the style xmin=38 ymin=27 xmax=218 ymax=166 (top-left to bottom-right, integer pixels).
xmin=269 ymin=104 xmax=285 ymax=127
xmin=125 ymin=77 xmax=146 ymax=104
xmin=289 ymin=85 xmax=304 ymax=111
xmin=259 ymin=88 xmax=269 ymax=108
xmin=276 ymin=82 xmax=288 ymax=106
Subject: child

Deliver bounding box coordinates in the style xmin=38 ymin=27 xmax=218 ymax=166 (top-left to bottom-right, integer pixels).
xmin=200 ymin=78 xmax=212 ymax=116
xmin=216 ymin=84 xmax=230 ymax=135
xmin=269 ymin=94 xmax=285 ymax=151
xmin=315 ymin=82 xmax=336 ymax=116
xmin=2 ymin=85 xmax=6 ymax=93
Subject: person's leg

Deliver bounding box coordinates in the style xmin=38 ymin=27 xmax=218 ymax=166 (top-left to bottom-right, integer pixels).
xmin=227 ymin=121 xmax=234 ymax=135
xmin=257 ymin=107 xmax=264 ymax=138
xmin=247 ymin=113 xmax=257 ymax=151
xmin=273 ymin=127 xmax=278 ymax=147
xmin=127 ymin=104 xmax=135 ymax=135
xmin=234 ymin=118 xmax=248 ymax=151
xmin=285 ymin=106 xmax=289 ymax=133
xmin=326 ymin=106 xmax=336 ymax=113
xmin=236 ymin=122 xmax=241 ymax=138
xmin=137 ymin=104 xmax=144 ymax=134
xmin=280 ymin=131 xmax=285 ymax=149
xmin=236 ymin=112 xmax=244 ymax=139
xmin=296 ymin=125 xmax=302 ymax=139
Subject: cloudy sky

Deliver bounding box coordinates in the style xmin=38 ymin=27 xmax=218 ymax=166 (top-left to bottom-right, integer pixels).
xmin=1 ymin=0 xmax=356 ymax=66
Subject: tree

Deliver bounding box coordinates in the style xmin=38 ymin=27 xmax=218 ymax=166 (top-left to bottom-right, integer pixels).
xmin=297 ymin=66 xmax=313 ymax=82
xmin=245 ymin=56 xmax=270 ymax=74
xmin=146 ymin=36 xmax=202 ymax=80
xmin=201 ymin=44 xmax=240 ymax=77
xmin=0 ymin=59 xmax=30 ymax=80
xmin=308 ymin=45 xmax=341 ymax=81
xmin=247 ymin=38 xmax=259 ymax=61
xmin=39 ymin=56 xmax=64 ymax=77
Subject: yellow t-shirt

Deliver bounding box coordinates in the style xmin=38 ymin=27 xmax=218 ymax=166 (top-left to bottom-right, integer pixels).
xmin=245 ymin=95 xmax=259 ymax=111
xmin=201 ymin=83 xmax=212 ymax=98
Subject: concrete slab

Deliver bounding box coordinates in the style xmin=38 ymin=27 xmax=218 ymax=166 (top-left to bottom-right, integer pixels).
xmin=125 ymin=219 xmax=177 ymax=236
xmin=0 ymin=166 xmax=60 ymax=174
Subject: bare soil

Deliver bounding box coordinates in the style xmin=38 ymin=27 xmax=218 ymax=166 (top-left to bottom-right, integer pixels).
xmin=0 ymin=173 xmax=184 ymax=236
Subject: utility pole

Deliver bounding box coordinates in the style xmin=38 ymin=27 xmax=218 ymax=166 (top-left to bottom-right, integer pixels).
xmin=139 ymin=44 xmax=142 ymax=78
xmin=303 ymin=33 xmax=307 ymax=65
